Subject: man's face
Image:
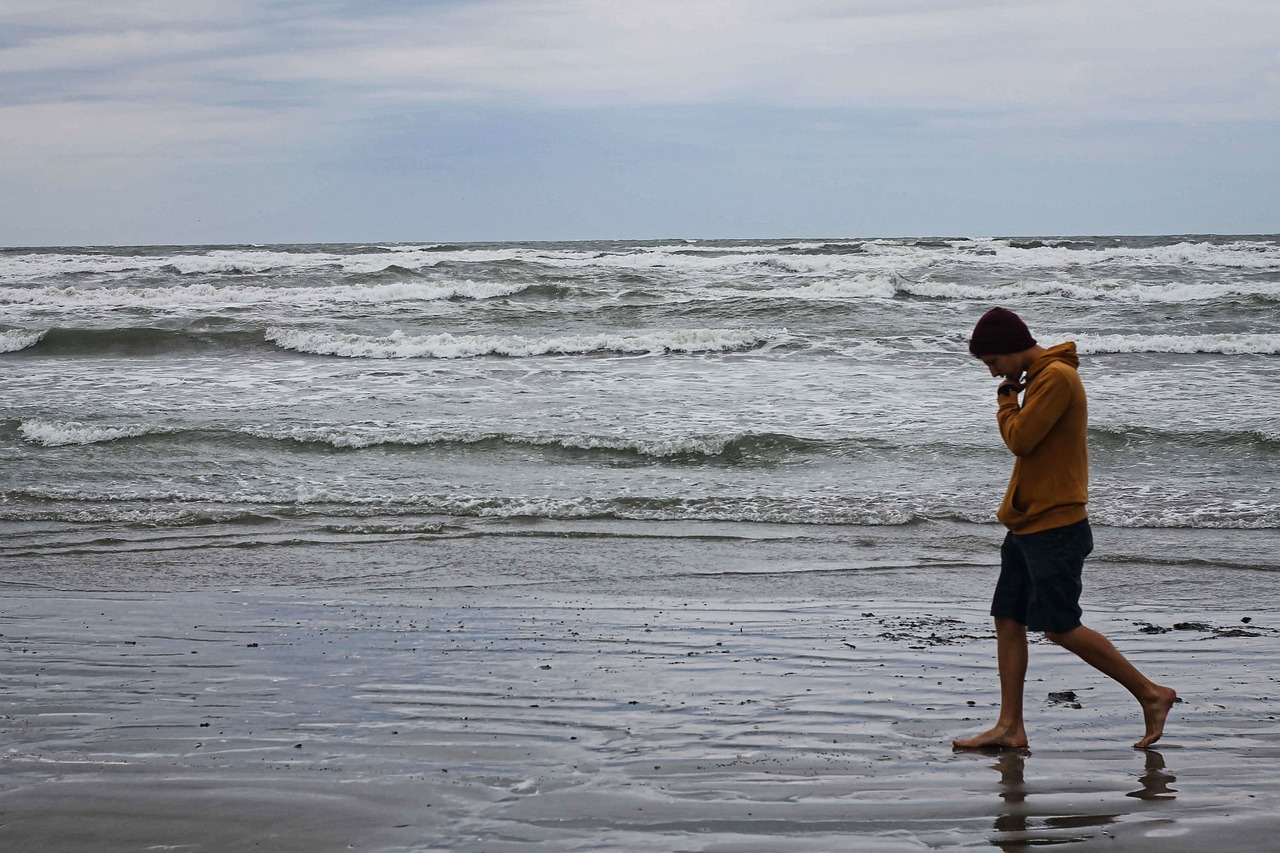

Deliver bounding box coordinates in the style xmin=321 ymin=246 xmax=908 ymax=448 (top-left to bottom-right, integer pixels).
xmin=979 ymin=353 xmax=1022 ymax=380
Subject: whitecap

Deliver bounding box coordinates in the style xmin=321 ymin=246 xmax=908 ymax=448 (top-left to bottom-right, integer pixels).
xmin=0 ymin=329 xmax=45 ymax=353
xmin=263 ymin=327 xmax=785 ymax=359
xmin=782 ymin=275 xmax=900 ymax=299
xmin=0 ymin=279 xmax=529 ymax=311
xmin=764 ymin=274 xmax=1278 ymax=304
xmin=239 ymin=423 xmax=779 ymax=457
xmin=19 ymin=419 xmax=159 ymax=447
xmin=1077 ymin=333 xmax=1280 ymax=356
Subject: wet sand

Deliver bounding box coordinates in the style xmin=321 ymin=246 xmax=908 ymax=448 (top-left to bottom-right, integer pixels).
xmin=3 ymin=588 xmax=1280 ymax=851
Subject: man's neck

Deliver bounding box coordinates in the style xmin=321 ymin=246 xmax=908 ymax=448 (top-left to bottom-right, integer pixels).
xmin=1017 ymin=344 xmax=1046 ymax=375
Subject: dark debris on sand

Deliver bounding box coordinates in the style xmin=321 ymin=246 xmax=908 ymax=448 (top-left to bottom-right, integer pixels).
xmin=872 ymin=614 xmax=994 ymax=647
xmin=1047 ymin=690 xmax=1084 ymax=709
xmin=1133 ymin=618 xmax=1274 ymax=639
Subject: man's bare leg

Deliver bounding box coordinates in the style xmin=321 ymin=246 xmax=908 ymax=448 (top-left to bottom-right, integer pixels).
xmin=1044 ymin=625 xmax=1177 ymax=748
xmin=954 ymin=617 xmax=1030 ymax=749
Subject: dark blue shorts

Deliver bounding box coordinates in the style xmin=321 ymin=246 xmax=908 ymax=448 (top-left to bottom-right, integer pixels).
xmin=990 ymin=519 xmax=1092 ymax=634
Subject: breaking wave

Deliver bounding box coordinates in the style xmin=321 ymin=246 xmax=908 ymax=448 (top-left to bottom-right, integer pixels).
xmin=5 ymin=486 xmax=1275 ymax=529
xmin=0 ymin=279 xmax=532 ymax=311
xmin=0 ymin=329 xmax=46 ymax=353
xmin=11 ymin=419 xmax=845 ymax=461
xmin=2 ymin=326 xmax=267 ymax=355
xmin=1077 ymin=333 xmax=1280 ymax=355
xmin=1091 ymin=424 xmax=1280 ymax=450
xmin=264 ymin=327 xmax=786 ymax=358
xmin=18 ymin=419 xmax=163 ymax=447
xmin=243 ymin=425 xmax=838 ymax=459
xmin=780 ymin=276 xmax=1280 ymax=304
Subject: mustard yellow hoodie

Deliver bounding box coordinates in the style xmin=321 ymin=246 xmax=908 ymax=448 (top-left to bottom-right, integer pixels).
xmin=996 ymin=342 xmax=1089 ymax=534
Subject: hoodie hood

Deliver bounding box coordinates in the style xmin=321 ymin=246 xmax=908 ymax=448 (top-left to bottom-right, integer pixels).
xmin=1025 ymin=341 xmax=1079 ymax=381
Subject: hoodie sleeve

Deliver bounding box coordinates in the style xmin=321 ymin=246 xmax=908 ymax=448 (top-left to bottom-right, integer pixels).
xmin=996 ymin=364 xmax=1073 ymax=457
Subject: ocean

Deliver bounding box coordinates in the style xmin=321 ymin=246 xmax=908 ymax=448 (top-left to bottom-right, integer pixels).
xmin=2 ymin=235 xmax=1278 ymax=602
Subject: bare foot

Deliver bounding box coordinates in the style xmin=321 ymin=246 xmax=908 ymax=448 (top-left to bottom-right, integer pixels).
xmin=1134 ymin=686 xmax=1178 ymax=749
xmin=953 ymin=723 xmax=1028 ymax=750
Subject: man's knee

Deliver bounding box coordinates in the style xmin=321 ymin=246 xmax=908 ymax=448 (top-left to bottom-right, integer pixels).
xmin=994 ymin=616 xmax=1026 ymax=637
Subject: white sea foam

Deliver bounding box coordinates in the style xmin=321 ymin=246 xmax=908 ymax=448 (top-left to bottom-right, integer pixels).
xmin=0 ymin=249 xmax=337 ymax=282
xmin=160 ymin=246 xmax=598 ymax=275
xmin=242 ymin=423 xmax=767 ymax=456
xmin=757 ymin=239 xmax=1280 ymax=282
xmin=783 ymin=275 xmax=901 ymax=299
xmin=859 ymin=237 xmax=1280 ymax=271
xmin=992 ymin=239 xmax=1280 ymax=271
xmin=0 ymin=246 xmax=641 ymax=282
xmin=8 ymin=483 xmax=1273 ymax=528
xmin=264 ymin=327 xmax=784 ymax=358
xmin=1092 ymin=504 xmax=1280 ymax=529
xmin=2 ymin=238 xmax=1277 ymax=285
xmin=19 ymin=419 xmax=159 ymax=447
xmin=3 ymin=241 xmax=1277 ymax=318
xmin=1077 ymin=333 xmax=1280 ymax=355
xmin=781 ymin=274 xmax=1094 ymax=301
xmin=0 ymin=248 xmax=449 ymax=281
xmin=0 ymin=329 xmax=45 ymax=352
xmin=0 ymin=279 xmax=529 ymax=311
xmin=774 ymin=274 xmax=1278 ymax=304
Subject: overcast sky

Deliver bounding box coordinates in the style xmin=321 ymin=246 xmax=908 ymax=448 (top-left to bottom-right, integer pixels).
xmin=2 ymin=0 xmax=1278 ymax=246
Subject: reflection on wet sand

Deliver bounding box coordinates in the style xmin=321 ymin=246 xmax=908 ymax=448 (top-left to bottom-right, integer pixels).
xmin=987 ymin=749 xmax=1176 ymax=850
xmin=1126 ymin=750 xmax=1178 ymax=801
xmin=987 ymin=748 xmax=1117 ymax=850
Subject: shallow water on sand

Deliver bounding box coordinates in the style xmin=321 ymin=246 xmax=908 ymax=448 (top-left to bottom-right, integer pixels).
xmin=3 ymin=583 xmax=1279 ymax=851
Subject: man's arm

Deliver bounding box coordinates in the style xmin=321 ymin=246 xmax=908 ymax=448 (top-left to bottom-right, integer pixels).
xmin=996 ymin=367 xmax=1073 ymax=456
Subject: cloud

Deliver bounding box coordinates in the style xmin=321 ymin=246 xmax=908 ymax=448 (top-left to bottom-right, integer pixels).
xmin=3 ymin=0 xmax=1277 ymax=170
xmin=192 ymin=0 xmax=1275 ymax=122
xmin=5 ymin=1 xmax=1278 ymax=117
xmin=0 ymin=100 xmax=310 ymax=170
xmin=1 ymin=1 xmax=1276 ymax=243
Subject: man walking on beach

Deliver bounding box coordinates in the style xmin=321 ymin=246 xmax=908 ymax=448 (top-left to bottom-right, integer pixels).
xmin=953 ymin=308 xmax=1177 ymax=750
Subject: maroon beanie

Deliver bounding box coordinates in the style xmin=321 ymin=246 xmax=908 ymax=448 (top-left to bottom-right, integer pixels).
xmin=968 ymin=307 xmax=1036 ymax=356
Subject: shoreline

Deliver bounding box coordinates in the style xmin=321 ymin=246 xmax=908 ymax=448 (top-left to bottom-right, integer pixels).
xmin=4 ymin=587 xmax=1279 ymax=851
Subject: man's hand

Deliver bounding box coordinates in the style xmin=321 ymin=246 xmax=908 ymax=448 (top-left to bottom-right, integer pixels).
xmin=998 ymin=380 xmax=1024 ymax=398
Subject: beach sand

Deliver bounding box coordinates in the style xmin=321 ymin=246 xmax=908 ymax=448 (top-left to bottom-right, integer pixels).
xmin=3 ymin=585 xmax=1280 ymax=852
